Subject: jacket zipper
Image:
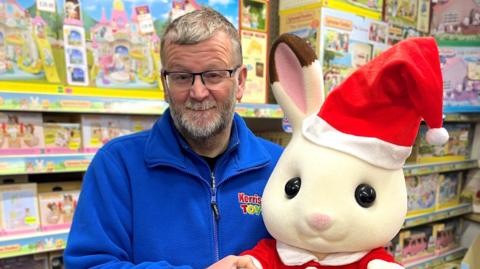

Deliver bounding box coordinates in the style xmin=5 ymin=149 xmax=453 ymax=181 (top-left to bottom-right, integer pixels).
xmin=211 ymin=171 xmax=220 ymax=262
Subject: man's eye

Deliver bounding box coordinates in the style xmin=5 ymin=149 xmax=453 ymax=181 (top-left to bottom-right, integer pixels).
xmin=171 ymin=73 xmax=191 ymax=81
xmin=204 ymin=71 xmax=224 ymax=79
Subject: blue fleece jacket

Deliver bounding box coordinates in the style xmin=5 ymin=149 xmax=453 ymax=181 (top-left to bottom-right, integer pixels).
xmin=64 ymin=109 xmax=283 ymax=269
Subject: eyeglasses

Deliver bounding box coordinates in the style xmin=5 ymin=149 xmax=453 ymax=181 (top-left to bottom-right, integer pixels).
xmin=162 ymin=66 xmax=240 ymax=91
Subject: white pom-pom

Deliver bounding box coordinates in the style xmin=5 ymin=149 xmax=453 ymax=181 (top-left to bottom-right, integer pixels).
xmin=426 ymin=128 xmax=449 ymax=145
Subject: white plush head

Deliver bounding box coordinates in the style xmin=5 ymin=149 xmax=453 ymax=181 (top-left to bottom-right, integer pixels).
xmin=263 ymin=34 xmax=446 ymax=255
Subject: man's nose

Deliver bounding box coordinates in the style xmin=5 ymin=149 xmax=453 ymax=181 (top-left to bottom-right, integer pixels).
xmin=189 ymin=74 xmax=209 ymax=100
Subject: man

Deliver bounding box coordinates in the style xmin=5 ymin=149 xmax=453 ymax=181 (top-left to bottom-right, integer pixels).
xmin=64 ymin=7 xmax=282 ymax=269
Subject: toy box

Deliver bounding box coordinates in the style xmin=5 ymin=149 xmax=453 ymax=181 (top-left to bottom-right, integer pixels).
xmin=440 ymin=46 xmax=480 ymax=112
xmin=279 ymin=0 xmax=384 ymax=20
xmin=436 ymin=172 xmax=463 ymax=210
xmin=319 ymin=8 xmax=389 ymax=95
xmin=383 ymin=0 xmax=431 ymax=33
xmin=280 ymin=7 xmax=389 ymax=95
xmin=0 ymin=112 xmax=44 ymax=155
xmin=387 ymin=23 xmax=425 ymax=45
xmin=128 ymin=115 xmax=156 ymax=133
xmin=398 ymin=225 xmax=435 ymax=264
xmin=240 ymin=29 xmax=268 ymax=103
xmin=406 ymin=174 xmax=437 ymax=216
xmin=0 ymin=0 xmax=63 ymax=85
xmin=0 ymin=183 xmax=40 ymax=235
xmin=43 ymin=123 xmax=81 ymax=154
xmin=432 ymin=219 xmax=462 ymax=255
xmin=80 ymin=114 xmax=130 ymax=153
xmin=38 ymin=190 xmax=79 ymax=231
xmin=408 ymin=123 xmax=472 ymax=164
xmin=430 ymin=0 xmax=480 ymax=43
xmin=0 ymin=253 xmax=48 ymax=269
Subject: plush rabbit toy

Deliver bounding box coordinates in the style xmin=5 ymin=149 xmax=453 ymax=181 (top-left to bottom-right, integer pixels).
xmin=240 ymin=34 xmax=449 ymax=269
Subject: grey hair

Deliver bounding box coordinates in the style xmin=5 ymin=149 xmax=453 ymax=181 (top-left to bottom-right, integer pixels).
xmin=160 ymin=7 xmax=242 ymax=67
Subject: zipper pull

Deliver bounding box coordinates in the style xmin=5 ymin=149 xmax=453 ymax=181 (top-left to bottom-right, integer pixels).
xmin=211 ymin=199 xmax=220 ymax=220
xmin=211 ymin=171 xmax=220 ymax=220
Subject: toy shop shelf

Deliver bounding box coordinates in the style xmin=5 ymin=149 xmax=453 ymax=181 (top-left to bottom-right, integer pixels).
xmin=403 ymin=160 xmax=479 ymax=177
xmin=404 ymin=247 xmax=467 ymax=269
xmin=0 ymin=153 xmax=94 ymax=176
xmin=464 ymin=213 xmax=480 ymax=223
xmin=0 ymin=91 xmax=284 ymax=118
xmin=0 ymin=229 xmax=68 ymax=259
xmin=444 ymin=113 xmax=480 ymax=122
xmin=403 ymin=203 xmax=472 ymax=229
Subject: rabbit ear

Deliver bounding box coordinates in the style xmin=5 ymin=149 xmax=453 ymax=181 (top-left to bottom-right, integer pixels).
xmin=269 ymin=34 xmax=324 ymax=132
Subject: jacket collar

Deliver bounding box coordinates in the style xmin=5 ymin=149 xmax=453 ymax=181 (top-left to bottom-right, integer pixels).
xmin=144 ymin=109 xmax=271 ymax=172
xmin=276 ymin=241 xmax=369 ymax=266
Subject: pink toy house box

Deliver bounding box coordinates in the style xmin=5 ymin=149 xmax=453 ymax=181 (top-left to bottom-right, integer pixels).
xmin=430 ymin=0 xmax=480 ymax=44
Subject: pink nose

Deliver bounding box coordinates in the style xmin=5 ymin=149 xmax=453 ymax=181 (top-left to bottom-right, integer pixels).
xmin=308 ymin=213 xmax=332 ymax=231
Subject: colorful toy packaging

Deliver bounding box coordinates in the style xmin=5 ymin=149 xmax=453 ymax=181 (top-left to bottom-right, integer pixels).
xmin=280 ymin=7 xmax=389 ymax=95
xmin=436 ymin=172 xmax=463 ymax=210
xmin=406 ymin=174 xmax=436 ymax=216
xmin=440 ymin=46 xmax=480 ymax=112
xmin=80 ymin=114 xmax=130 ymax=153
xmin=0 ymin=112 xmax=44 ymax=155
xmin=383 ymin=0 xmax=431 ymax=33
xmin=38 ymin=190 xmax=79 ymax=231
xmin=398 ymin=225 xmax=435 ymax=264
xmin=0 ymin=183 xmax=40 ymax=235
xmin=408 ymin=123 xmax=471 ymax=163
xmin=431 ymin=218 xmax=462 ymax=255
xmin=279 ymin=0 xmax=384 ymax=20
xmin=43 ymin=122 xmax=82 ymax=154
xmin=430 ymin=0 xmax=480 ymax=43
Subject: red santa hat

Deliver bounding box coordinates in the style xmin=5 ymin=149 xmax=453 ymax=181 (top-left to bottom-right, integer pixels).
xmin=302 ymin=37 xmax=448 ymax=169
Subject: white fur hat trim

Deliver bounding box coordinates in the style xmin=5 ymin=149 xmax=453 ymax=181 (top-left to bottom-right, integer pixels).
xmin=302 ymin=114 xmax=412 ymax=170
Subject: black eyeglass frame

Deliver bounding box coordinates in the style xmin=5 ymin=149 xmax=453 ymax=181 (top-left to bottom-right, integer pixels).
xmin=161 ymin=65 xmax=241 ymax=88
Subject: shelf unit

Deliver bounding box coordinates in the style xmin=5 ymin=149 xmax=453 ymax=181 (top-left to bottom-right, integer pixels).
xmin=0 ymin=229 xmax=68 ymax=259
xmin=404 ymin=247 xmax=467 ymax=269
xmin=0 ymin=91 xmax=284 ymax=118
xmin=403 ymin=203 xmax=472 ymax=229
xmin=0 ymin=153 xmax=93 ymax=176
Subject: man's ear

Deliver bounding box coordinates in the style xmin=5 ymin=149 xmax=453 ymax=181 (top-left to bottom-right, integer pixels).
xmin=236 ymin=65 xmax=247 ymax=102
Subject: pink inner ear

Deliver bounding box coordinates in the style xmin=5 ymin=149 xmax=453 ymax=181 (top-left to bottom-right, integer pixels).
xmin=275 ymin=43 xmax=307 ymax=114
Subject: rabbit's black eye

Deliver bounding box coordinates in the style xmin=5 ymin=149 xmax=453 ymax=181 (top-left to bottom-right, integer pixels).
xmin=285 ymin=177 xmax=301 ymax=199
xmin=355 ymin=183 xmax=376 ymax=208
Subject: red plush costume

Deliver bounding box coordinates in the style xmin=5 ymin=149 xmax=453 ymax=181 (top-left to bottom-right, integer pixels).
xmin=242 ymin=239 xmax=399 ymax=269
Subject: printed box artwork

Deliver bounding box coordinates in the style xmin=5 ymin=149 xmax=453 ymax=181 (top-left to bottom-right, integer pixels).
xmin=279 ymin=0 xmax=384 ymax=20
xmin=436 ymin=171 xmax=462 ymax=210
xmin=81 ymin=114 xmax=155 ymax=152
xmin=241 ymin=30 xmax=267 ymax=103
xmin=279 ymin=8 xmax=322 ymax=56
xmin=0 ymin=183 xmax=40 ymax=235
xmin=440 ymin=46 xmax=480 ymax=112
xmin=432 ymin=219 xmax=462 ymax=255
xmin=406 ymin=174 xmax=436 ymax=216
xmin=38 ymin=190 xmax=79 ymax=231
xmin=387 ymin=23 xmax=425 ymax=46
xmin=383 ymin=0 xmax=431 ymax=33
xmin=80 ymin=114 xmax=130 ymax=152
xmin=430 ymin=0 xmax=480 ymax=42
xmin=398 ymin=225 xmax=435 ymax=263
xmin=0 ymin=0 xmax=63 ymax=85
xmin=0 ymin=112 xmax=44 ymax=155
xmin=43 ymin=122 xmax=82 ymax=154
xmin=319 ymin=8 xmax=389 ymax=95
xmin=410 ymin=123 xmax=471 ymax=163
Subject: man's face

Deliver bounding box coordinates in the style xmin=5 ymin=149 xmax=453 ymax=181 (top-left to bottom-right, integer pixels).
xmin=162 ymin=32 xmax=246 ymax=141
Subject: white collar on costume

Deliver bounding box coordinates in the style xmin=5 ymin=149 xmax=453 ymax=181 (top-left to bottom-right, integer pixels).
xmin=276 ymin=241 xmax=370 ymax=266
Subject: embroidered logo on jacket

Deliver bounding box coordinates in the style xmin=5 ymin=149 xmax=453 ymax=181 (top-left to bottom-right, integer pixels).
xmin=238 ymin=192 xmax=261 ymax=215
